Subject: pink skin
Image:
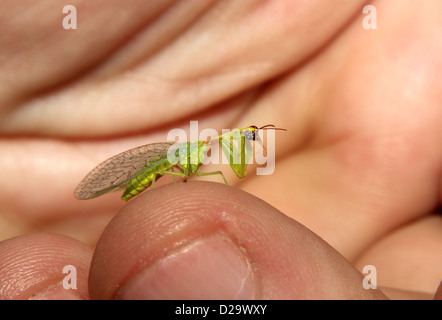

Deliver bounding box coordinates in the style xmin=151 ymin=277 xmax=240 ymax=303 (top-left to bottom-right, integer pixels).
xmin=1 ymin=1 xmax=441 ymax=299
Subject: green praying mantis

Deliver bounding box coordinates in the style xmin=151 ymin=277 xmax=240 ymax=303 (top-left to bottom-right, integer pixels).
xmin=74 ymin=125 xmax=286 ymax=201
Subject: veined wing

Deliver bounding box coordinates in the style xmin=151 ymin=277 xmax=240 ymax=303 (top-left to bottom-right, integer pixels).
xmin=74 ymin=142 xmax=175 ymax=199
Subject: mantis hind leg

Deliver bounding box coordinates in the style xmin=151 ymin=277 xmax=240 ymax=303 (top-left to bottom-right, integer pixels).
xmin=147 ymin=169 xmax=188 ymax=189
xmin=194 ymin=170 xmax=228 ymax=185
xmin=173 ymin=165 xmax=186 ymax=182
xmin=157 ymin=167 xmax=228 ymax=185
xmin=170 ymin=166 xmax=177 ymax=182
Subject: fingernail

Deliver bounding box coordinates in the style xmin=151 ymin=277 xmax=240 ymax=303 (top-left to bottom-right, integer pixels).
xmin=116 ymin=233 xmax=255 ymax=299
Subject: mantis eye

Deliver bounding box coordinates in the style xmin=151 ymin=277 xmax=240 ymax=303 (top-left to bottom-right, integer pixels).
xmin=243 ymin=129 xmax=256 ymax=141
xmin=242 ymin=126 xmax=258 ymax=141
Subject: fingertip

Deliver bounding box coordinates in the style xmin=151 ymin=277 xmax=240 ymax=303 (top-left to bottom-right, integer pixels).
xmin=0 ymin=233 xmax=92 ymax=300
xmin=434 ymin=281 xmax=442 ymax=300
xmin=89 ymin=181 xmax=386 ymax=299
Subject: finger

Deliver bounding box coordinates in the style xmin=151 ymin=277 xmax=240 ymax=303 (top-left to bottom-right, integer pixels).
xmin=89 ymin=181 xmax=386 ymax=299
xmin=0 ymin=0 xmax=366 ymax=136
xmin=0 ymin=233 xmax=92 ymax=300
xmin=434 ymin=281 xmax=442 ymax=300
xmin=238 ymin=0 xmax=442 ymax=258
xmin=354 ymin=215 xmax=442 ymax=294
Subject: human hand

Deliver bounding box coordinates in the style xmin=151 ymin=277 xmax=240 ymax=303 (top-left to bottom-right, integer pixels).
xmin=1 ymin=0 xmax=441 ymax=299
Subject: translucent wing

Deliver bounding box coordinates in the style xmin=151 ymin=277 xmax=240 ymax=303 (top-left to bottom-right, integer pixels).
xmin=74 ymin=142 xmax=175 ymax=199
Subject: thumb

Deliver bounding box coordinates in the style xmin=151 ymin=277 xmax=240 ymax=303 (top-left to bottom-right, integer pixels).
xmin=89 ymin=181 xmax=386 ymax=299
